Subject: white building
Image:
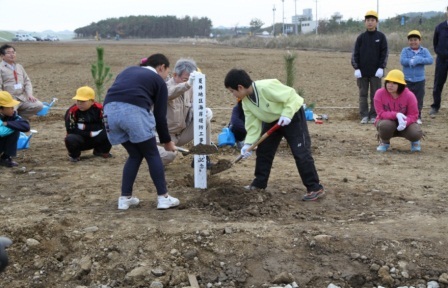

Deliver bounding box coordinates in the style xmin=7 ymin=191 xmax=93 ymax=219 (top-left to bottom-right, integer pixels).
xmin=300 ymin=21 xmax=318 ymax=34
xmin=292 ymin=8 xmax=317 ymax=34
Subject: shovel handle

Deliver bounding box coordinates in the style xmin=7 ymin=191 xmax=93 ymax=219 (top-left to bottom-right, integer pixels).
xmin=234 ymin=123 xmax=281 ymax=164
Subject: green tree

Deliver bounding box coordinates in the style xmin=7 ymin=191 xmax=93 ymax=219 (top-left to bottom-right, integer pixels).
xmin=284 ymin=51 xmax=297 ymax=88
xmin=91 ymin=46 xmax=113 ymax=103
xmin=249 ymin=18 xmax=264 ymax=34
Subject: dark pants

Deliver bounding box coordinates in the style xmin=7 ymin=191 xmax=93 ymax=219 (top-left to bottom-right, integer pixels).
xmin=376 ymin=120 xmax=423 ymax=143
xmin=121 ymin=137 xmax=167 ymax=197
xmin=357 ymin=77 xmax=381 ymax=118
xmin=65 ymin=130 xmax=111 ymax=158
xmin=251 ymin=108 xmax=322 ymax=192
xmin=432 ymin=56 xmax=448 ymax=111
xmin=0 ymin=131 xmax=20 ymax=158
xmin=406 ymin=80 xmax=425 ymax=119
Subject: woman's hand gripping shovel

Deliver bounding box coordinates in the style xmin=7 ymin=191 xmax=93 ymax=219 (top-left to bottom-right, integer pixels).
xmin=210 ymin=124 xmax=281 ymax=175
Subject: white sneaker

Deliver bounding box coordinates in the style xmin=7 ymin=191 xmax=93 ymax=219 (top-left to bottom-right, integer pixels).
xmin=157 ymin=195 xmax=180 ymax=210
xmin=360 ymin=117 xmax=368 ymax=124
xmin=417 ymin=118 xmax=422 ymax=125
xmin=118 ymin=196 xmax=140 ymax=210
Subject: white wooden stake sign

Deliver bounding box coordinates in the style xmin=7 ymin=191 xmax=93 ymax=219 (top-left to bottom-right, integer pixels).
xmin=192 ymin=72 xmax=207 ymax=189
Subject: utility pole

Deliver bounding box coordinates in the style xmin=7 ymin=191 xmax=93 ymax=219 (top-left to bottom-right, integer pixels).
xmin=272 ymin=5 xmax=276 ymax=36
xmin=377 ymin=0 xmax=380 ymax=30
xmin=315 ymin=0 xmax=318 ymax=35
xmin=282 ymin=0 xmax=285 ymax=35
xmin=294 ymin=0 xmax=298 ymax=35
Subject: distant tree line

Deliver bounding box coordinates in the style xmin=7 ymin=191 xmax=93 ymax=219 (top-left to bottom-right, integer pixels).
xmin=73 ymin=12 xmax=444 ymax=39
xmin=74 ymin=15 xmax=212 ymax=39
xmin=317 ymin=12 xmax=445 ymax=35
xmin=211 ymin=12 xmax=446 ymax=40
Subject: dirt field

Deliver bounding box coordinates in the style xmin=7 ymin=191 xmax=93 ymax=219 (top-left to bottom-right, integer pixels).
xmin=1 ymin=40 xmax=448 ymax=288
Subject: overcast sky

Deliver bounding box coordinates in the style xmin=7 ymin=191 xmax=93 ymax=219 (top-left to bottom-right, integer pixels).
xmin=2 ymin=0 xmax=446 ymax=32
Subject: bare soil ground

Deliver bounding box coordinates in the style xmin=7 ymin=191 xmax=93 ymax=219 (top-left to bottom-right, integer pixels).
xmin=1 ymin=40 xmax=448 ymax=288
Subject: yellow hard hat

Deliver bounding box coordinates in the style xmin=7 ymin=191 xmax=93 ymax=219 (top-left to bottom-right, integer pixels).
xmin=0 ymin=91 xmax=20 ymax=107
xmin=72 ymin=86 xmax=95 ymax=101
xmin=407 ymin=30 xmax=422 ymax=40
xmin=384 ymin=69 xmax=406 ymax=85
xmin=365 ymin=10 xmax=378 ymax=19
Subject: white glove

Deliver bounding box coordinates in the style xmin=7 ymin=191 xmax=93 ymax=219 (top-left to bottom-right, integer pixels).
xmin=354 ymin=69 xmax=362 ymax=78
xmin=375 ymin=68 xmax=384 ymax=78
xmin=205 ymin=107 xmax=213 ymax=121
xmin=409 ymin=58 xmax=415 ymax=67
xmin=187 ymin=72 xmax=196 ymax=86
xmin=396 ymin=112 xmax=407 ymax=131
xmin=277 ymin=116 xmax=291 ymax=126
xmin=241 ymin=144 xmax=252 ymax=159
xmin=396 ymin=112 xmax=407 ymax=123
xmin=90 ymin=130 xmax=103 ymax=137
xmin=77 ymin=123 xmax=85 ymax=130
xmin=397 ymin=122 xmax=407 ymax=131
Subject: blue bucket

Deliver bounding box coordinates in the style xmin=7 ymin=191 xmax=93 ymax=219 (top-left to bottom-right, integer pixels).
xmin=217 ymin=127 xmax=236 ymax=147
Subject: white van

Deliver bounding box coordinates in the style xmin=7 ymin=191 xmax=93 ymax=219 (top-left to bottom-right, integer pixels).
xmin=12 ymin=34 xmax=36 ymax=41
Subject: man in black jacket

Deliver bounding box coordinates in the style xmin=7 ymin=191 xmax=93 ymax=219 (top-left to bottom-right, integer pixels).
xmin=351 ymin=10 xmax=388 ymax=124
xmin=430 ymin=6 xmax=448 ymax=117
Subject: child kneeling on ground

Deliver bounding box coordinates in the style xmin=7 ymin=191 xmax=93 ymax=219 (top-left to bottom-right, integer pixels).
xmin=64 ymin=86 xmax=112 ymax=162
xmin=0 ymin=91 xmax=30 ymax=167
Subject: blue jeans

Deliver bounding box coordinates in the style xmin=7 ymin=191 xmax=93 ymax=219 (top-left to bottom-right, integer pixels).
xmin=103 ymin=102 xmax=156 ymax=145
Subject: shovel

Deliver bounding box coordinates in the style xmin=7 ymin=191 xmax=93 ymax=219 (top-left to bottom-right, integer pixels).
xmin=210 ymin=124 xmax=281 ymax=175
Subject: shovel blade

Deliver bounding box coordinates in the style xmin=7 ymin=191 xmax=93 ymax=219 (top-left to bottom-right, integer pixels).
xmin=188 ymin=143 xmax=218 ymax=155
xmin=210 ymin=159 xmax=233 ymax=175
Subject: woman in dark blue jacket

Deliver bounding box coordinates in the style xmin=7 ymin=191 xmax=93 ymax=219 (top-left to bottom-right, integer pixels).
xmin=104 ymin=54 xmax=179 ymax=210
